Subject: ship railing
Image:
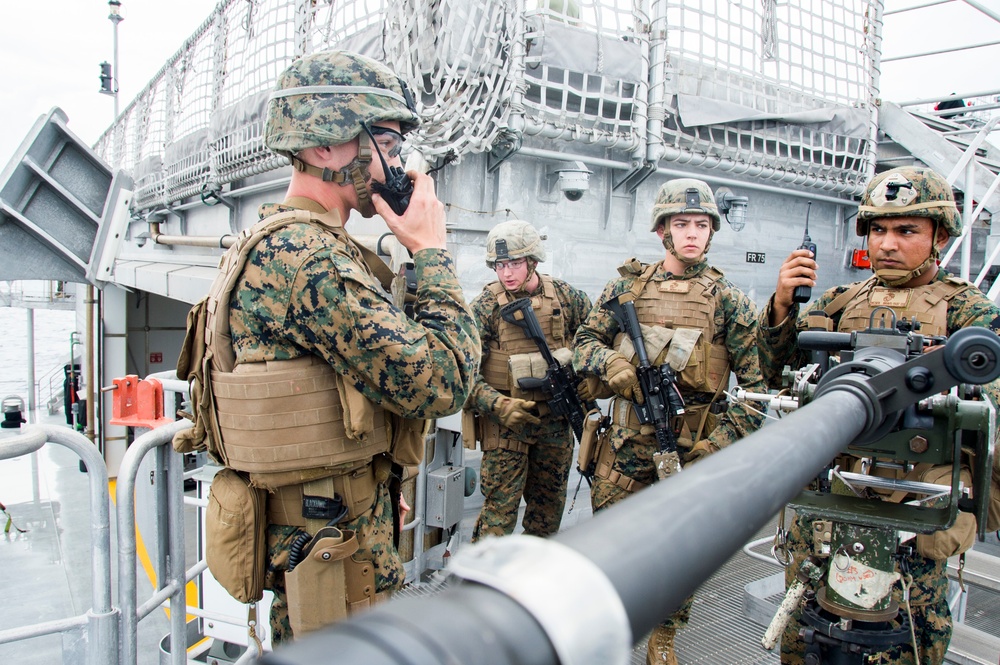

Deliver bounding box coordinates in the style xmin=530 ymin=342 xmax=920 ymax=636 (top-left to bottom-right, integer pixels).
xmin=0 ymin=426 xmax=118 ymax=665
xmin=935 ymin=116 xmax=1000 ymax=296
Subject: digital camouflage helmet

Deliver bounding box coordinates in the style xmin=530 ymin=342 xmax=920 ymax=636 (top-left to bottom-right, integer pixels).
xmin=651 ymin=179 xmax=721 ymax=265
xmin=856 ymin=166 xmax=961 ymax=237
xmin=264 ymin=50 xmax=419 ymax=216
xmin=650 ymin=178 xmax=721 ymax=232
xmin=857 ymin=166 xmax=961 ymax=286
xmin=486 ymin=220 xmax=547 ymax=268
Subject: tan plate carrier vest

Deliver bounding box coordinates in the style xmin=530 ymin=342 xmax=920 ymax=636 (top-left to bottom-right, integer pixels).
xmin=610 ymin=263 xmax=730 ymax=425
xmin=472 ymin=276 xmax=569 ymax=453
xmin=593 ymin=263 xmax=732 ymax=492
xmin=176 ymin=206 xmax=414 ymax=495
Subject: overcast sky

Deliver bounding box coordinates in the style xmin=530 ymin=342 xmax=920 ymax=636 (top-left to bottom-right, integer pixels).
xmin=0 ymin=0 xmax=998 ymax=169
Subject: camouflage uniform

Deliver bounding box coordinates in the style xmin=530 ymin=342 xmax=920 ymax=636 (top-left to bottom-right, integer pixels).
xmin=219 ymin=50 xmax=480 ymax=645
xmin=467 ymin=277 xmax=592 ymax=540
xmin=757 ymin=166 xmax=1000 ymax=665
xmin=573 ymin=260 xmax=766 ymax=641
xmin=231 ymin=200 xmax=480 ymax=643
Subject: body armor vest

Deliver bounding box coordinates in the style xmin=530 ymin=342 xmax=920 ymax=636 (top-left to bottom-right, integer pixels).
xmin=613 ymin=266 xmax=730 ymax=394
xmin=833 ymin=275 xmax=970 ymax=336
xmin=480 ymin=275 xmax=568 ymax=402
xmin=193 ymin=206 xmax=396 ymax=483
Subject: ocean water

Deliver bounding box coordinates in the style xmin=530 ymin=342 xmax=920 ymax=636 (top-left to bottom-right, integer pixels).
xmin=0 ymin=307 xmax=78 ymax=413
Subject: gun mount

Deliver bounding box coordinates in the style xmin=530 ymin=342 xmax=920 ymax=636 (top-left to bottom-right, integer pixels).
xmin=259 ymin=328 xmax=1000 ymax=665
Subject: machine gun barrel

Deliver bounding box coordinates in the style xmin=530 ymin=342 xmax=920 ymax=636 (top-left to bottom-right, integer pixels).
xmin=259 ymin=328 xmax=1000 ymax=665
xmin=499 ymin=297 xmax=595 ymax=441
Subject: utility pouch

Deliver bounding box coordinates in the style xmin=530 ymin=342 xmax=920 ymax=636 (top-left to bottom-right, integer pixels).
xmin=914 ymin=465 xmax=977 ymax=560
xmin=285 ymin=527 xmax=359 ymax=636
xmin=206 ymin=468 xmax=266 ymax=603
xmin=576 ymin=409 xmax=604 ymax=475
xmin=462 ymin=409 xmax=478 ymax=450
xmin=387 ymin=412 xmax=428 ymax=466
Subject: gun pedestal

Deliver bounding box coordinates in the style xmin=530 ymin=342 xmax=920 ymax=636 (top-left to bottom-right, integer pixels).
xmin=797 ymin=522 xmax=912 ymax=665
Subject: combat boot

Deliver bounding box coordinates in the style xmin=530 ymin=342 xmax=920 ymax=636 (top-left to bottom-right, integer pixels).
xmin=645 ymin=626 xmax=679 ymax=665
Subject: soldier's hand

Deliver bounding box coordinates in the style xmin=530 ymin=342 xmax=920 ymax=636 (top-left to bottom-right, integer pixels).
xmin=374 ymin=171 xmax=447 ymax=253
xmin=577 ymin=376 xmax=613 ymax=402
xmin=495 ymin=397 xmax=542 ymax=428
xmin=771 ymin=249 xmax=818 ymax=325
xmin=682 ymin=439 xmax=719 ymax=465
xmin=606 ymin=356 xmax=643 ymax=404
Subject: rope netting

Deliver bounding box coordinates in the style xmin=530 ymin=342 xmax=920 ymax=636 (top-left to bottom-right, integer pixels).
xmin=93 ymin=0 xmax=880 ymax=212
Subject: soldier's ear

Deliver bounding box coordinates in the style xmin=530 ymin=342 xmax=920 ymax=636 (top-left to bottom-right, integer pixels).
xmin=934 ymin=225 xmax=950 ymax=250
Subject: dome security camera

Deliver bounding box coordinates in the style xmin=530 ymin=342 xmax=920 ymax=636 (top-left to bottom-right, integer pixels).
xmin=553 ymin=162 xmax=592 ymax=201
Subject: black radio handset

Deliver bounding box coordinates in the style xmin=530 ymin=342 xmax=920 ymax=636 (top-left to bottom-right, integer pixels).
xmin=792 ymin=201 xmax=816 ymax=304
xmin=363 ymin=124 xmax=414 ymax=216
xmin=372 ymin=165 xmax=414 ymax=216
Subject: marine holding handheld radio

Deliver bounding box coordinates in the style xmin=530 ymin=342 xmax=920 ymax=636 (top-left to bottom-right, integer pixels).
xmin=757 ymin=166 xmax=1000 ymax=665
xmin=572 ymin=178 xmax=767 ymax=665
xmin=179 ymin=50 xmax=482 ymax=646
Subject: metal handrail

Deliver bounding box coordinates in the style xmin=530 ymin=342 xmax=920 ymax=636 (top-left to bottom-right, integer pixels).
xmin=116 ymin=418 xmax=192 ymax=665
xmin=0 ymin=425 xmax=118 ymax=664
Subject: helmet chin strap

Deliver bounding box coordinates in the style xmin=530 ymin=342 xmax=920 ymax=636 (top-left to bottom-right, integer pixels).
xmin=661 ymin=230 xmax=712 ymax=266
xmin=288 ymin=133 xmax=375 ymax=216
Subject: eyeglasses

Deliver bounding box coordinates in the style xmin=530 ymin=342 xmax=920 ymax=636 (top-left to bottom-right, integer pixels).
xmin=368 ymin=125 xmax=405 ymax=159
xmin=494 ymin=258 xmax=527 ymax=272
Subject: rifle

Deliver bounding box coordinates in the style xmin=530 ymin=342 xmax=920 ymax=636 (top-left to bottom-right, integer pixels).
xmin=499 ymin=298 xmax=596 ymax=441
xmin=601 ymin=295 xmax=686 ymax=478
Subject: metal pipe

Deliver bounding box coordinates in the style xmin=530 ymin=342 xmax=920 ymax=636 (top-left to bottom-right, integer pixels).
xmin=516 ymin=146 xmax=859 ymax=205
xmin=116 ymin=419 xmax=192 ymax=665
xmin=86 ymin=285 xmax=96 ymax=445
xmin=961 ymin=158 xmax=975 ymax=280
xmin=881 ymin=38 xmax=1000 ymax=63
xmin=962 ymin=0 xmax=1000 ymax=24
xmin=883 ymin=0 xmax=952 ymax=15
xmin=26 ymin=309 xmax=35 ymax=414
xmin=898 ymin=88 xmax=1000 ymax=107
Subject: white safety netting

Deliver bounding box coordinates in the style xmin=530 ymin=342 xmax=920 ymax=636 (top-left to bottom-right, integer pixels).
xmin=93 ymin=0 xmax=880 ymax=212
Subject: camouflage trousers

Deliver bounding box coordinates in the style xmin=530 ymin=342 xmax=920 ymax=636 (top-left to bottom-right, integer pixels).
xmin=472 ymin=423 xmax=574 ymax=542
xmin=591 ymin=425 xmax=693 ymax=632
xmin=780 ymin=512 xmax=952 ymax=665
xmin=263 ymin=482 xmax=404 ymax=647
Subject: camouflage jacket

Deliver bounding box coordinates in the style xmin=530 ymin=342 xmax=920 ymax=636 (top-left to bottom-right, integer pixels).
xmin=572 ymin=259 xmax=767 ymax=449
xmin=468 ymin=275 xmax=593 ymax=419
xmin=757 ymin=269 xmax=1000 ymax=410
xmin=230 ymin=200 xmax=481 ymax=419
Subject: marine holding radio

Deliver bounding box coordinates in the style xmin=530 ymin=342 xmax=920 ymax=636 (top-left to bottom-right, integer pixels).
xmin=757 ymin=165 xmax=1000 ymax=665
xmin=172 ymin=50 xmax=481 ymax=646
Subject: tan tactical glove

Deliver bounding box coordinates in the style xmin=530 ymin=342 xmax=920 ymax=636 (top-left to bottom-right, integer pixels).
xmin=682 ymin=439 xmax=719 ymax=465
xmin=494 ymin=397 xmax=542 ymax=428
xmin=605 ymin=355 xmax=643 ymax=403
xmin=578 ymin=375 xmax=614 ymax=402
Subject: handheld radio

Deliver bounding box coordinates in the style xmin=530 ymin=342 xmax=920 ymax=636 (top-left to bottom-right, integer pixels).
xmin=792 ymin=202 xmax=816 ymax=304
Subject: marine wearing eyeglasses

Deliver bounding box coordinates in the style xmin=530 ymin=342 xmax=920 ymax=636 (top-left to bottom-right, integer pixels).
xmin=202 ymin=50 xmax=481 ymax=645
xmin=463 ymin=220 xmax=593 ymax=543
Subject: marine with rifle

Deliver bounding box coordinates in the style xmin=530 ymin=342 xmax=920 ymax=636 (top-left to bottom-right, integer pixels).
xmin=757 ymin=165 xmax=1000 ymax=665
xmin=572 ymin=178 xmax=767 ymax=664
xmin=463 ymin=220 xmax=593 ymax=542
